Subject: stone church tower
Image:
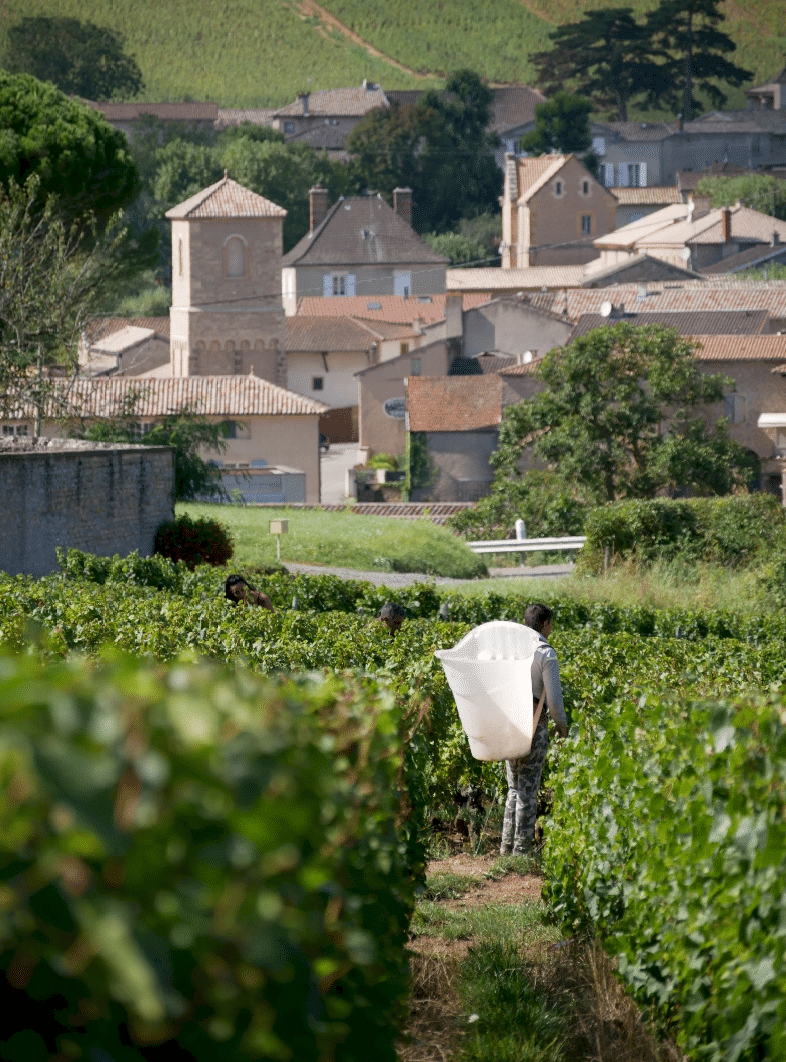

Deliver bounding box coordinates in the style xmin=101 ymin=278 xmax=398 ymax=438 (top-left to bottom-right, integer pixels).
xmin=166 ymin=173 xmax=288 ymax=386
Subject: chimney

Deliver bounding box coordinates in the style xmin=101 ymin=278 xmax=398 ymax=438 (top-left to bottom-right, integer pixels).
xmin=445 ymin=292 xmax=463 ymax=341
xmin=721 ymin=205 xmax=731 ymax=242
xmin=297 ymin=91 xmax=310 ymax=116
xmin=309 ymin=186 xmax=329 ymax=232
xmin=505 ymin=152 xmax=518 ymax=202
xmin=393 ymin=187 xmax=413 ymax=226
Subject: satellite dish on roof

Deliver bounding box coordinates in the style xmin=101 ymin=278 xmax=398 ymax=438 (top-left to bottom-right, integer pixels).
xmin=681 ymin=247 xmax=692 ymax=261
xmin=600 ymin=300 xmax=613 ymax=317
xmin=523 ymin=350 xmax=533 ymax=363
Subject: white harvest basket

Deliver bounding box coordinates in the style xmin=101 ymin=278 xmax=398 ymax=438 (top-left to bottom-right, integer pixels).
xmin=435 ymin=621 xmax=542 ymax=761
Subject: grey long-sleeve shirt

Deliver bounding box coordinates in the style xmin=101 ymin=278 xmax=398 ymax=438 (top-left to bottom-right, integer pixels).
xmin=531 ymin=633 xmax=567 ymax=730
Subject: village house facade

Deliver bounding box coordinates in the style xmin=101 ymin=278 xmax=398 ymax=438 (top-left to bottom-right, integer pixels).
xmin=282 ymin=188 xmax=448 ymax=313
xmin=501 ymin=154 xmax=618 ymax=268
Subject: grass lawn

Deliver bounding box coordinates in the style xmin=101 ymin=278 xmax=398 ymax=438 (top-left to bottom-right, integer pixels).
xmin=179 ymin=503 xmax=488 ymax=580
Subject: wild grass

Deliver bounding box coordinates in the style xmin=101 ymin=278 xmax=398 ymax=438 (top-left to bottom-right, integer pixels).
xmin=6 ymin=0 xmax=779 ymax=111
xmin=178 ymin=502 xmax=488 ymax=579
xmin=451 ymin=556 xmax=767 ymax=615
xmin=411 ymin=900 xmax=557 ymax=945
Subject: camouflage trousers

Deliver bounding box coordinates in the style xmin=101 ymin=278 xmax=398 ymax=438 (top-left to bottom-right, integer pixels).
xmin=500 ymin=714 xmax=549 ymax=855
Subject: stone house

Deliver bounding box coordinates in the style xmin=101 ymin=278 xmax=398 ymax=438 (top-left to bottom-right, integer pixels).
xmin=405 ymin=369 xmax=541 ymax=502
xmin=1 ymin=376 xmax=327 ymax=505
xmin=746 ymin=63 xmax=786 ymax=111
xmin=592 ymin=201 xmax=786 ymax=273
xmin=285 ymin=316 xmax=414 ymax=442
xmin=82 ymin=101 xmax=219 ymax=142
xmin=281 ymin=188 xmax=448 ymax=313
xmin=80 ymin=317 xmax=171 ymax=377
xmin=501 ymin=154 xmax=618 ymax=267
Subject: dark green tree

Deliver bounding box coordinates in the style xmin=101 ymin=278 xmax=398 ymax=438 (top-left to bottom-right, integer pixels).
xmin=530 ymin=8 xmax=656 ymax=121
xmin=518 ymin=91 xmax=593 ymax=156
xmin=644 ymin=0 xmax=753 ymax=120
xmin=493 ymin=323 xmax=752 ymax=503
xmin=3 ymin=16 xmax=143 ymax=101
xmin=423 ymin=231 xmax=488 ymax=266
xmin=78 ymin=393 xmax=228 ymax=501
xmin=0 ymin=72 xmax=140 ymax=228
xmin=347 ymin=69 xmax=500 ymax=234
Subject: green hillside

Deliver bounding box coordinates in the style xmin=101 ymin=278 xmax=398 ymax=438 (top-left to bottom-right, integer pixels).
xmin=1 ymin=0 xmax=784 ymax=111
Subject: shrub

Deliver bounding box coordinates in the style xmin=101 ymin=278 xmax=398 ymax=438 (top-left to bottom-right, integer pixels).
xmin=155 ymin=513 xmax=234 ymax=569
xmin=576 ymin=494 xmax=785 ymax=575
xmin=0 ymin=651 xmax=422 ymax=1062
xmin=447 ymin=472 xmax=588 ymax=542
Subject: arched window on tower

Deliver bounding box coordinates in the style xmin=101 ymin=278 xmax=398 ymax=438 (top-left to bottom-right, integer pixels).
xmin=226 ymin=236 xmax=246 ymax=278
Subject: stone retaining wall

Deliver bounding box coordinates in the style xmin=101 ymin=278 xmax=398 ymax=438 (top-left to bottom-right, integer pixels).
xmin=0 ymin=439 xmax=175 ymax=577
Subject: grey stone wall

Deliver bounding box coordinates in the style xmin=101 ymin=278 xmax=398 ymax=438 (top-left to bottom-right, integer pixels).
xmin=0 ymin=439 xmax=174 ymax=577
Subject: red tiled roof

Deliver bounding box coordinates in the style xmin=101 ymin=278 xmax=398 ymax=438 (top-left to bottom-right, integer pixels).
xmin=274 ymin=85 xmax=388 ymax=117
xmin=6 ymin=376 xmax=327 ymax=420
xmin=611 ymin=187 xmax=682 ymax=205
xmin=166 ymin=174 xmax=286 ymax=219
xmin=296 ymin=293 xmax=489 ymax=325
xmin=85 ymin=317 xmax=170 ymax=342
xmin=515 ymin=155 xmax=570 ymax=201
xmin=690 ymin=334 xmax=786 ymax=360
xmin=286 ymin=316 xmax=380 ymax=352
xmin=406 ymin=375 xmax=503 ymax=432
xmin=568 ymin=309 xmax=770 ymax=342
xmin=522 ymin=282 xmax=786 ymax=321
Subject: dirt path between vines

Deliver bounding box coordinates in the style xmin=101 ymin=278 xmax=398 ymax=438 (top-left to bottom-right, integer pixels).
xmin=294 ymin=0 xmax=432 ymax=79
xmin=402 ymin=853 xmax=684 ymax=1062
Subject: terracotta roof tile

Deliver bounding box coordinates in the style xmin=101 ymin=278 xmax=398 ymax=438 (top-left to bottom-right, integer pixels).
xmin=216 ymin=108 xmax=277 ymax=127
xmin=85 ymin=317 xmax=171 ymax=342
xmin=286 ymin=316 xmax=379 ymax=352
xmin=166 ymin=174 xmax=286 ymax=219
xmin=447 ymin=266 xmax=586 ymax=290
xmin=9 ymin=376 xmax=328 ymax=420
xmin=611 ymin=187 xmax=682 ymax=205
xmin=515 ymin=155 xmax=570 ymax=201
xmin=273 ymin=85 xmax=388 ymax=117
xmin=406 ymin=375 xmax=503 ymax=432
xmin=599 ymin=120 xmax=677 ymax=142
xmin=522 ymin=282 xmax=786 ymax=320
xmin=690 ymin=334 xmax=786 ymax=360
xmin=568 ymin=309 xmax=770 ymax=341
xmin=296 ymin=293 xmax=489 ymax=325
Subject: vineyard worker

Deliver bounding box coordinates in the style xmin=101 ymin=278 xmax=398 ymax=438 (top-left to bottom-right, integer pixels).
xmin=500 ymin=603 xmax=568 ymax=856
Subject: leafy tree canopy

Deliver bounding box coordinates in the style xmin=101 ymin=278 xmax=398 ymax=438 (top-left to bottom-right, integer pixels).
xmin=423 ymin=231 xmax=488 ymax=267
xmin=0 ymin=177 xmax=125 ymax=430
xmin=518 ymin=91 xmax=592 ymax=156
xmin=0 ymin=72 xmax=140 ymax=228
xmin=695 ymin=173 xmax=786 ymax=221
xmin=493 ymin=323 xmax=753 ymax=504
xmin=346 ymin=69 xmax=501 ymax=234
xmin=3 ymin=16 xmax=144 ymax=101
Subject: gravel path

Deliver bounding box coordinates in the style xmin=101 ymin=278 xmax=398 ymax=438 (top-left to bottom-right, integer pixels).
xmin=283 ymin=561 xmax=575 ymax=587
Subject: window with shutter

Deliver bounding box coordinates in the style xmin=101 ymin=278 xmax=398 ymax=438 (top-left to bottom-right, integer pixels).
xmin=345 ymin=274 xmax=356 ymax=296
xmin=323 ymin=274 xmax=333 ymax=297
